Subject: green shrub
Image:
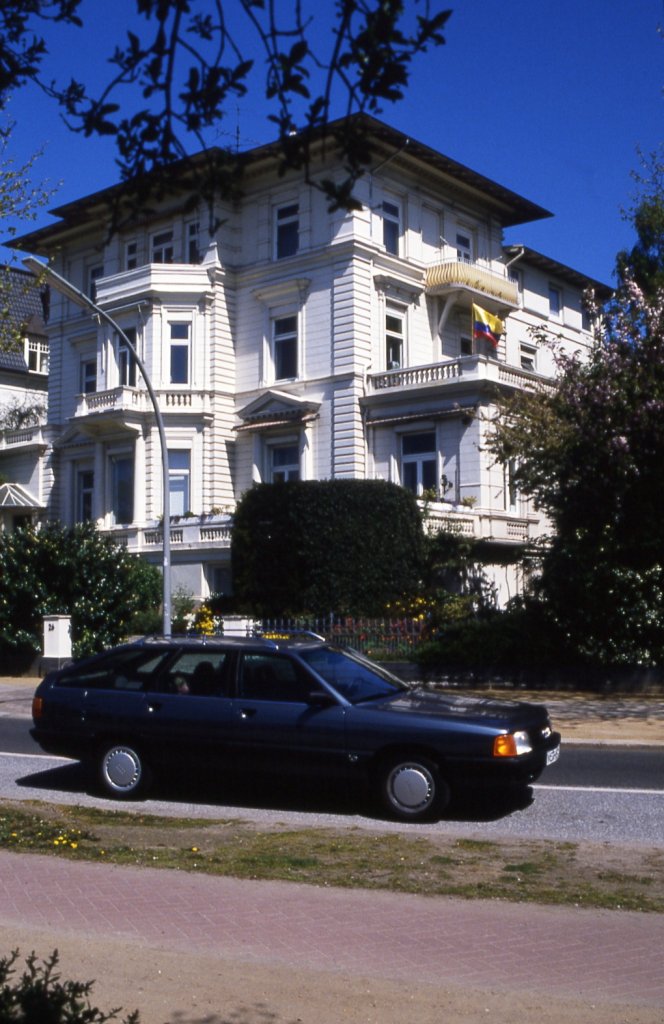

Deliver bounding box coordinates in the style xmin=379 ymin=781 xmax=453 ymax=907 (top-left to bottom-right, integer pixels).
xmin=0 ymin=949 xmax=139 ymax=1023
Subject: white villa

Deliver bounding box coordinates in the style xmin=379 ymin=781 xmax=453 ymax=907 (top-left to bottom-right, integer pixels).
xmin=1 ymin=115 xmax=610 ymax=606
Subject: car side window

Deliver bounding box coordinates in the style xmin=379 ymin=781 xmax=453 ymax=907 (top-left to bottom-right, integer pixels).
xmin=56 ymin=650 xmax=170 ymax=691
xmin=160 ymin=651 xmax=229 ymax=697
xmin=238 ymin=653 xmax=311 ymax=702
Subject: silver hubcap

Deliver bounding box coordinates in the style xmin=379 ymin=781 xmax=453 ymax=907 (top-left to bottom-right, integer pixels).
xmin=103 ymin=747 xmax=141 ymax=792
xmin=388 ymin=763 xmax=434 ymax=812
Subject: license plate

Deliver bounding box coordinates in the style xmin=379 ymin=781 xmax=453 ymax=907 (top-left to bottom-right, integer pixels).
xmin=546 ymin=745 xmax=560 ymax=766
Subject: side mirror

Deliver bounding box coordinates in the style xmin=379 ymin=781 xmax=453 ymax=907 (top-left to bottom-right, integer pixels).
xmin=307 ymin=689 xmax=335 ymax=707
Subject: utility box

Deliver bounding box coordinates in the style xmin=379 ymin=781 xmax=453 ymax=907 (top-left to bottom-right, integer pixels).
xmin=42 ymin=615 xmax=72 ymax=672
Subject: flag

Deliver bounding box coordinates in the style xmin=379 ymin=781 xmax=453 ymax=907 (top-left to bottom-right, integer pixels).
xmin=472 ymin=304 xmax=504 ymax=348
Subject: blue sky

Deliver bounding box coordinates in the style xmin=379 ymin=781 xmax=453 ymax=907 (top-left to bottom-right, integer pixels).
xmin=2 ymin=0 xmax=662 ymax=285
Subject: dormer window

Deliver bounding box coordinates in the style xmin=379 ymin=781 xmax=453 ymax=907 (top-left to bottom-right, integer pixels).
xmin=25 ymin=338 xmax=49 ymax=374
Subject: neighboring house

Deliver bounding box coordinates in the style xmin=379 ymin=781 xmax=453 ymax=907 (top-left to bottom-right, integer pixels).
xmin=2 ymin=115 xmax=610 ymax=604
xmin=0 ymin=266 xmax=49 ymax=531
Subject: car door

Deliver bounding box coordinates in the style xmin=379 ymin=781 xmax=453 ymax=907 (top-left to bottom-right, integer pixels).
xmin=140 ymin=647 xmax=235 ymax=769
xmin=231 ymin=651 xmax=348 ymax=776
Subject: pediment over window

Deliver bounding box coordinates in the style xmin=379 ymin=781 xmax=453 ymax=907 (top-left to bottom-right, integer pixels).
xmin=235 ymin=390 xmax=320 ymax=432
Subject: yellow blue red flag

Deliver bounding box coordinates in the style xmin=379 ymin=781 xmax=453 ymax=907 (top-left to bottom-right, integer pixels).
xmin=472 ymin=304 xmax=504 ymax=348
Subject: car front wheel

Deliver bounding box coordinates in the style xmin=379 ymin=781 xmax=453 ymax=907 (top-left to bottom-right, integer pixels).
xmin=99 ymin=742 xmax=150 ymax=799
xmin=379 ymin=755 xmax=449 ymax=822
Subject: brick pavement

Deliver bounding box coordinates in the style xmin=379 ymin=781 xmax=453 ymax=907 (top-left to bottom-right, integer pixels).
xmin=1 ymin=850 xmax=663 ymax=1009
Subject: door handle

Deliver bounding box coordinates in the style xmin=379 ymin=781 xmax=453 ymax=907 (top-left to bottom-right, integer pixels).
xmin=239 ymin=708 xmax=257 ymax=719
xmin=147 ymin=702 xmax=163 ymax=713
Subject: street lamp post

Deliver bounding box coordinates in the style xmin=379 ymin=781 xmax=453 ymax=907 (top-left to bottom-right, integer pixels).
xmin=24 ymin=256 xmax=172 ymax=637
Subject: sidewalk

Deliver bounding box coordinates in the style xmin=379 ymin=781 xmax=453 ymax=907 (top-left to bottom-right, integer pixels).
xmin=1 ymin=677 xmax=663 ymax=1022
xmin=1 ymin=849 xmax=663 ymax=1024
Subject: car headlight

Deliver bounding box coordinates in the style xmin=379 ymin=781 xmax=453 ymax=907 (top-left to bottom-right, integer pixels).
xmin=493 ymin=730 xmax=533 ymax=758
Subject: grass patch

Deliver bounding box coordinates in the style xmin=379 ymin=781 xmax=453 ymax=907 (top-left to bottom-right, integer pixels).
xmin=1 ymin=800 xmax=662 ymax=913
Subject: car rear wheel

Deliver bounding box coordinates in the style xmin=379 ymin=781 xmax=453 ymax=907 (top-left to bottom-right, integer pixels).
xmin=99 ymin=742 xmax=150 ymax=799
xmin=379 ymin=755 xmax=449 ymax=822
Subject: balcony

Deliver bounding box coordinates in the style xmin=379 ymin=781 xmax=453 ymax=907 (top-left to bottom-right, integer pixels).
xmin=425 ymin=258 xmax=518 ymax=308
xmin=424 ymin=503 xmax=537 ymax=547
xmin=72 ymin=387 xmax=212 ymax=430
xmin=0 ymin=425 xmax=46 ymax=451
xmin=94 ymin=263 xmax=212 ymax=307
xmin=367 ymin=355 xmax=552 ymax=396
xmin=108 ymin=514 xmax=233 ymax=554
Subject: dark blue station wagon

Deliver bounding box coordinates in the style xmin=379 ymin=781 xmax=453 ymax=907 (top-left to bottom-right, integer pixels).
xmin=31 ymin=636 xmax=561 ymax=821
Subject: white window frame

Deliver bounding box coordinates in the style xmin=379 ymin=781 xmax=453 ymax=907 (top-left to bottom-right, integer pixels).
xmin=88 ymin=264 xmax=104 ymax=301
xmin=25 ymin=337 xmax=49 ymax=374
xmin=168 ymin=448 xmax=191 ymax=516
xmin=520 ymin=342 xmax=537 ymax=372
xmin=80 ymin=358 xmax=97 ymax=394
xmin=151 ymin=229 xmax=174 ymax=264
xmin=385 ymin=304 xmax=406 ymax=370
xmin=116 ymin=328 xmax=138 ymax=387
xmin=272 ymin=314 xmax=298 ymax=381
xmin=549 ymin=284 xmax=562 ymax=320
xmin=270 ymin=441 xmax=300 ymax=482
xmin=169 ymin=321 xmax=191 ymax=385
xmin=109 ymin=450 xmax=134 ymax=525
xmin=76 ymin=467 xmax=94 ymax=523
xmin=125 ymin=240 xmax=138 ymax=270
xmin=187 ymin=220 xmax=201 ymax=263
xmin=456 ymin=229 xmax=473 ymax=263
xmin=382 ymin=199 xmax=401 ymax=256
xmin=275 ymin=202 xmax=299 ymax=260
xmin=401 ymin=430 xmax=438 ymax=497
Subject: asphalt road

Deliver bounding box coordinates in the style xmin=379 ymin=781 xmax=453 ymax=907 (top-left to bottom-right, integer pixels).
xmin=1 ymin=716 xmax=663 ymax=846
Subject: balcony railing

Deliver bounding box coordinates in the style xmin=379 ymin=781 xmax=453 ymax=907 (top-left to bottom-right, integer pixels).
xmin=73 ymin=387 xmax=212 ymax=419
xmin=367 ymin=355 xmax=553 ymax=394
xmin=424 ymin=504 xmax=535 ymax=545
xmin=94 ymin=263 xmax=211 ymax=307
xmin=0 ymin=425 xmax=46 ymax=450
xmin=425 ymin=258 xmax=519 ymax=306
xmin=108 ymin=515 xmax=233 ymax=553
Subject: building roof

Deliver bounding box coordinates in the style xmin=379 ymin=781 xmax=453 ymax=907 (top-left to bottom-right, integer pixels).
xmin=8 ymin=114 xmax=553 ymax=255
xmin=505 ymin=244 xmax=613 ymax=298
xmin=0 ymin=266 xmax=49 ymax=374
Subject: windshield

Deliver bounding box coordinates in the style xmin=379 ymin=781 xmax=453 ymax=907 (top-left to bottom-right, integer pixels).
xmin=300 ymin=646 xmax=407 ymax=704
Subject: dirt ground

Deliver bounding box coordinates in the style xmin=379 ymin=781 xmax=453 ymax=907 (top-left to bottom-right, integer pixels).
xmin=2 ymin=923 xmax=662 ymax=1024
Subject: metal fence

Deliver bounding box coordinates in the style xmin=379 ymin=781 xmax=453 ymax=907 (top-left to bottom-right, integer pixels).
xmin=256 ymin=614 xmax=428 ymax=659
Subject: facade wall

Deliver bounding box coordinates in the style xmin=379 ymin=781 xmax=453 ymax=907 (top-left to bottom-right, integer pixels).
xmin=0 ymin=120 xmax=606 ymax=605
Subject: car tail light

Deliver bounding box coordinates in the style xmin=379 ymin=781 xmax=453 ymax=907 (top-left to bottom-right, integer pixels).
xmin=32 ymin=696 xmax=44 ymax=720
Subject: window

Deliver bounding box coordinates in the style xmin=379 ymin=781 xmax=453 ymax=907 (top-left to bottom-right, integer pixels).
xmin=275 ymin=203 xmax=299 ymax=259
xmin=460 ymin=335 xmax=473 ymax=356
xmin=152 ymin=230 xmax=174 ymax=264
xmin=386 ymin=307 xmax=405 ymax=369
xmin=402 ymin=432 xmax=437 ymax=496
xmin=273 ymin=315 xmax=298 ymax=380
xmin=271 ymin=443 xmax=300 ymax=482
xmin=80 ymin=359 xmax=97 ymax=394
xmin=169 ymin=322 xmax=190 ymax=384
xmin=88 ymin=265 xmax=104 ymax=301
xmin=520 ymin=343 xmax=536 ymax=372
xmin=117 ymin=328 xmax=137 ymax=387
xmin=110 ymin=454 xmax=134 ymax=524
xmin=456 ymin=231 xmax=473 ymax=263
xmin=25 ymin=338 xmax=48 ymax=374
xmin=125 ymin=241 xmax=138 ymax=270
xmin=382 ymin=200 xmax=400 ymax=255
xmin=549 ymin=285 xmax=562 ymax=319
xmin=168 ymin=450 xmax=190 ymax=516
xmin=505 ymin=458 xmax=518 ymax=513
xmin=187 ymin=221 xmax=201 ymax=263
xmin=238 ymin=653 xmax=311 ymax=702
xmin=76 ymin=469 xmax=94 ymax=522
